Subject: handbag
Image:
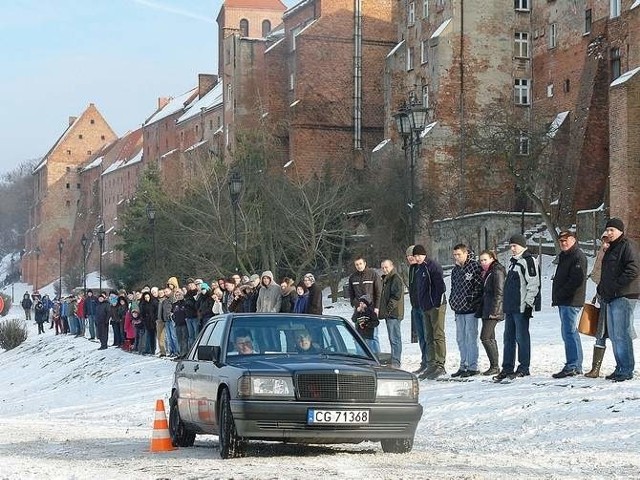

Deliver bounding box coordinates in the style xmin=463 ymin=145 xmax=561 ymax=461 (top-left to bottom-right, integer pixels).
xmin=578 ymin=299 xmax=599 ymax=337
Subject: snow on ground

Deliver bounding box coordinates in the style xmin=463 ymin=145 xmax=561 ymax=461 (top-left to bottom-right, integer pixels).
xmin=1 ymin=261 xmax=639 ymax=479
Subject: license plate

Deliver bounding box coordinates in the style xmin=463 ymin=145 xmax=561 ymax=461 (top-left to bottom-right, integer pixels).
xmin=307 ymin=409 xmax=369 ymax=424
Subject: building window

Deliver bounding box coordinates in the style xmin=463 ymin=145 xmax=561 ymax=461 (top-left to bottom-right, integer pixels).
xmin=611 ymin=48 xmax=621 ymax=80
xmin=289 ymin=73 xmax=295 ymax=90
xmin=239 ymin=19 xmax=249 ymax=37
xmin=563 ymin=79 xmax=571 ymax=92
xmin=549 ymin=23 xmax=557 ymax=49
xmin=78 ymin=134 xmax=83 ymax=139
xmin=610 ymin=0 xmax=621 ymax=19
xmin=66 ymin=200 xmax=71 ymax=207
xmin=547 ymin=84 xmax=554 ymax=97
xmin=408 ymin=2 xmax=416 ymax=25
xmin=514 ymin=0 xmax=529 ymax=11
xmin=262 ymin=20 xmax=271 ymax=37
xmin=76 ymin=183 xmax=81 ymax=189
xmin=66 ymin=166 xmax=71 ymax=172
xmin=66 ymin=183 xmax=70 ymax=189
xmin=90 ymin=119 xmax=95 ymax=124
xmin=423 ymin=0 xmax=429 ymax=18
xmin=407 ymin=46 xmax=414 ymax=71
xmin=518 ymin=131 xmax=529 ymax=155
xmin=209 ymin=120 xmax=213 ymax=129
xmin=514 ymin=32 xmax=529 ymax=58
xmin=421 ymin=40 xmax=429 ymax=64
xmin=67 ymin=150 xmax=71 ymax=155
xmin=101 ymin=135 xmax=105 ymax=140
xmin=422 ymin=85 xmax=429 ymax=109
xmin=585 ymin=9 xmax=592 ymax=34
xmin=227 ymin=84 xmax=233 ymax=106
xmin=514 ymin=78 xmax=530 ymax=105
xmin=195 ymin=125 xmax=199 ymax=134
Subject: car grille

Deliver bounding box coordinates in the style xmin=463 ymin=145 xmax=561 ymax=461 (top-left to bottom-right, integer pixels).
xmin=296 ymin=372 xmax=376 ymax=402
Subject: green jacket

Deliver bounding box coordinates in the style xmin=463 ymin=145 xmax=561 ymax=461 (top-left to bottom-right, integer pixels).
xmin=380 ymin=270 xmax=404 ymax=320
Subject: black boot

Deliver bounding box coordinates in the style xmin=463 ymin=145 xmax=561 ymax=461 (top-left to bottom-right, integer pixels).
xmin=482 ymin=339 xmax=500 ymax=375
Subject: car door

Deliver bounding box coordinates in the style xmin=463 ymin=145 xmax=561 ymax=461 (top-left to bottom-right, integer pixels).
xmin=189 ymin=319 xmax=225 ymax=432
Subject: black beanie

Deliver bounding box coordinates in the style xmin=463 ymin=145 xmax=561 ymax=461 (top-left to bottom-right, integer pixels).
xmin=605 ymin=218 xmax=624 ymax=232
xmin=509 ymin=234 xmax=527 ymax=248
xmin=412 ymin=244 xmax=427 ymax=256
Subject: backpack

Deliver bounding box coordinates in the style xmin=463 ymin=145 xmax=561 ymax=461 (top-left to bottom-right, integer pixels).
xmin=514 ymin=253 xmax=542 ymax=311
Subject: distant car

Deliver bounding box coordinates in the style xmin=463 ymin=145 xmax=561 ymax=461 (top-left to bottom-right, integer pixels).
xmin=168 ymin=313 xmax=423 ymax=458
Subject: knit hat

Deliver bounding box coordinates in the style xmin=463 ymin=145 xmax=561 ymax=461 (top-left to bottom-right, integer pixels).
xmin=412 ymin=244 xmax=427 ymax=256
xmin=406 ymin=245 xmax=415 ymax=257
xmin=186 ymin=278 xmax=195 ymax=284
xmin=605 ymin=218 xmax=624 ymax=232
xmin=359 ymin=294 xmax=372 ymax=306
xmin=200 ymin=282 xmax=211 ymax=291
xmin=509 ymin=234 xmax=527 ymax=248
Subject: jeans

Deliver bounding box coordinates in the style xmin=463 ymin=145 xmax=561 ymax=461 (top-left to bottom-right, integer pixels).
xmin=371 ymin=327 xmax=381 ymax=353
xmin=411 ymin=308 xmax=428 ymax=369
xmin=385 ymin=318 xmax=402 ymax=367
xmin=87 ymin=314 xmax=96 ymax=339
xmin=559 ymin=306 xmax=583 ymax=371
xmin=502 ymin=312 xmax=530 ymax=374
xmin=606 ymin=297 xmax=637 ymax=377
xmin=186 ymin=317 xmax=200 ymax=348
xmin=176 ymin=324 xmax=189 ymax=357
xmin=165 ymin=320 xmax=179 ymax=355
xmin=365 ymin=338 xmax=379 ymax=354
xmin=455 ymin=313 xmax=479 ymax=371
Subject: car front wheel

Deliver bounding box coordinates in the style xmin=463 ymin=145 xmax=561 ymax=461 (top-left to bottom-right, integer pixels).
xmin=218 ymin=388 xmax=244 ymax=459
xmin=381 ymin=437 xmax=414 ymax=453
xmin=169 ymin=392 xmax=196 ymax=447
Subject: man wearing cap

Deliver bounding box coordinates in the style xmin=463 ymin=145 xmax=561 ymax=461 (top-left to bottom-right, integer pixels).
xmin=409 ymin=244 xmax=447 ymax=379
xmin=597 ymin=218 xmax=640 ymax=382
xmin=494 ymin=234 xmax=540 ymax=381
xmin=551 ymin=230 xmax=587 ymax=378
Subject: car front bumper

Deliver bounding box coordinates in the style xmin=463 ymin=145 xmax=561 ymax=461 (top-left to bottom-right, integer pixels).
xmin=231 ymin=399 xmax=423 ymax=443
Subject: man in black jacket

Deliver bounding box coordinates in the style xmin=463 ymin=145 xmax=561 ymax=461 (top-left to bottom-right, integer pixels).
xmin=551 ymin=230 xmax=587 ymax=378
xmin=348 ymin=256 xmax=382 ymax=352
xmin=597 ymin=218 xmax=640 ymax=382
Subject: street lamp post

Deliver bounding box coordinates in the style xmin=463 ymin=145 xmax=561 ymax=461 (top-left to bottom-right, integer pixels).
xmin=228 ymin=171 xmax=243 ymax=272
xmin=146 ymin=202 xmax=157 ymax=269
xmin=10 ymin=257 xmax=15 ymax=303
xmin=58 ymin=238 xmax=64 ymax=298
xmin=393 ymin=101 xmax=429 ymax=244
xmin=81 ymin=234 xmax=88 ymax=294
xmin=34 ymin=246 xmax=41 ymax=292
xmin=97 ymin=225 xmax=105 ymax=293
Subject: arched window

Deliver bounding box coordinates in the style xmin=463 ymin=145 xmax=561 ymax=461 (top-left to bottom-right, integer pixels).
xmin=239 ymin=19 xmax=249 ymax=37
xmin=262 ymin=19 xmax=271 ymax=37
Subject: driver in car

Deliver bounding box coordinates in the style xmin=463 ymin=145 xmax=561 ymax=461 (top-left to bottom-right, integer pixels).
xmin=234 ymin=329 xmax=256 ymax=354
xmin=295 ymin=329 xmax=321 ymax=353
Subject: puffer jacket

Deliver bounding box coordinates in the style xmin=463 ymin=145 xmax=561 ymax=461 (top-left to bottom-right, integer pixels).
xmin=477 ymin=261 xmax=506 ymax=320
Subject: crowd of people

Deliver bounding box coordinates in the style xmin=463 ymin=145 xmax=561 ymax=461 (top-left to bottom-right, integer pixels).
xmin=19 ymin=272 xmax=324 ymax=357
xmin=18 ymin=217 xmax=638 ymax=383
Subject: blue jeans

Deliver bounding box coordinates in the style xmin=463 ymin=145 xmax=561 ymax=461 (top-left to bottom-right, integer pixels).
xmin=411 ymin=307 xmax=428 ymax=369
xmin=455 ymin=313 xmax=479 ymax=371
xmin=165 ymin=320 xmax=179 ymax=355
xmin=606 ymin=297 xmax=637 ymax=377
xmin=559 ymin=306 xmax=583 ymax=371
xmin=365 ymin=338 xmax=379 ymax=354
xmin=186 ymin=317 xmax=200 ymax=348
xmin=87 ymin=314 xmax=96 ymax=339
xmin=385 ymin=318 xmax=402 ymax=367
xmin=502 ymin=312 xmax=530 ymax=374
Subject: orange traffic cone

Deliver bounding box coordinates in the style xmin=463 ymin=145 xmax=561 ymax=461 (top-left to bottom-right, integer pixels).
xmin=150 ymin=399 xmax=176 ymax=452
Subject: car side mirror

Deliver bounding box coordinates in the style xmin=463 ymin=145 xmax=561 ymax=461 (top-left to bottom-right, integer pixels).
xmin=198 ymin=345 xmax=221 ymax=363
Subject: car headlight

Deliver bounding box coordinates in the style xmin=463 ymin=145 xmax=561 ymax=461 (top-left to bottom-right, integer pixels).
xmin=377 ymin=378 xmax=418 ymax=400
xmin=237 ymin=376 xmax=295 ymax=398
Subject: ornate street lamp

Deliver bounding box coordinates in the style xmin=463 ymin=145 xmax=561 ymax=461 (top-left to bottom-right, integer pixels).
xmin=146 ymin=202 xmax=157 ymax=269
xmin=393 ymin=101 xmax=429 ymax=244
xmin=228 ymin=171 xmax=243 ymax=272
xmin=97 ymin=225 xmax=105 ymax=293
xmin=34 ymin=246 xmax=41 ymax=292
xmin=81 ymin=233 xmax=88 ymax=294
xmin=58 ymin=238 xmax=64 ymax=298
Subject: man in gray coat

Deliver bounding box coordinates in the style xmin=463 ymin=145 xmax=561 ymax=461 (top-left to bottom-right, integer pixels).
xmin=256 ymin=271 xmax=282 ymax=313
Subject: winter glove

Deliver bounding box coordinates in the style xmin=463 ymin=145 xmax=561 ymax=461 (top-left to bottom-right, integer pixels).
xmin=524 ymin=305 xmax=533 ymax=320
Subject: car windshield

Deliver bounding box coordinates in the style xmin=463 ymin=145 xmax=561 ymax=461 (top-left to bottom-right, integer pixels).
xmin=226 ymin=315 xmax=372 ymax=359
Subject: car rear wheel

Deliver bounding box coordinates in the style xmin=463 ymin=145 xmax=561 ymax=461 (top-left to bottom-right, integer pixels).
xmin=218 ymin=388 xmax=244 ymax=459
xmin=381 ymin=437 xmax=414 ymax=453
xmin=169 ymin=392 xmax=196 ymax=447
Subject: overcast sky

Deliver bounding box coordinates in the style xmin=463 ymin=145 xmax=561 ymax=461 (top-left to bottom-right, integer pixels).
xmin=0 ymin=0 xmax=296 ymax=176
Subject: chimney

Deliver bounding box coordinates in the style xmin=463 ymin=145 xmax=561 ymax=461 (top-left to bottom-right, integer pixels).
xmin=68 ymin=116 xmax=77 ymax=126
xmin=158 ymin=97 xmax=171 ymax=110
xmin=198 ymin=74 xmax=218 ymax=97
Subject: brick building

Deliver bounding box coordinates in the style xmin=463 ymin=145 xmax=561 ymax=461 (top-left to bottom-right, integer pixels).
xmin=24 ymin=104 xmax=117 ymax=289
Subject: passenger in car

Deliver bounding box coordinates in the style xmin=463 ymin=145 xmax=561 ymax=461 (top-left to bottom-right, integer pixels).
xmin=295 ymin=329 xmax=322 ymax=353
xmin=233 ymin=329 xmax=256 ymax=355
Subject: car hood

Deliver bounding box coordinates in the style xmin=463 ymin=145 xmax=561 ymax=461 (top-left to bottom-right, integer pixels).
xmin=226 ymin=355 xmax=387 ymax=375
